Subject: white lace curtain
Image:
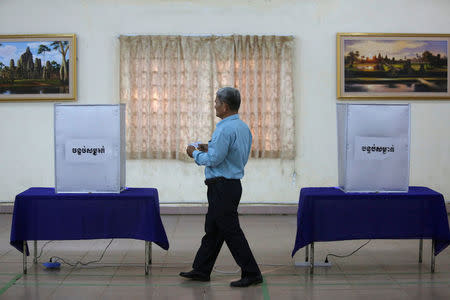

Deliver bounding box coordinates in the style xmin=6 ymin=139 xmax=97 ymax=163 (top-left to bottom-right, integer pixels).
xmin=119 ymin=35 xmax=295 ymax=160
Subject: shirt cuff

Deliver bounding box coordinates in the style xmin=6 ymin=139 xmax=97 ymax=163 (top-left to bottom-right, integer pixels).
xmin=192 ymin=150 xmax=201 ymax=164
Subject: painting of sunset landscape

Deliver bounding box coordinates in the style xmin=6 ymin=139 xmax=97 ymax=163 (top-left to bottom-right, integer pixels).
xmin=343 ymin=39 xmax=448 ymax=94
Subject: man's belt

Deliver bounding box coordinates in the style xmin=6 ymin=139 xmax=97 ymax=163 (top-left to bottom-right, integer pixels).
xmin=204 ymin=177 xmax=240 ymax=185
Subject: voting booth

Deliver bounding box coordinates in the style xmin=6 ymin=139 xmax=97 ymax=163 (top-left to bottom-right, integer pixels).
xmin=54 ymin=104 xmax=126 ymax=193
xmin=337 ymin=104 xmax=410 ymax=193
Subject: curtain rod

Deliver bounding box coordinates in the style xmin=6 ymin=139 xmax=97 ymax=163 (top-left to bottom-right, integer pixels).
xmin=118 ymin=34 xmax=294 ymax=38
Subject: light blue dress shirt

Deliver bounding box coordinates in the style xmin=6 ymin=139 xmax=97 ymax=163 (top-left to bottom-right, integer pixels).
xmin=193 ymin=114 xmax=252 ymax=179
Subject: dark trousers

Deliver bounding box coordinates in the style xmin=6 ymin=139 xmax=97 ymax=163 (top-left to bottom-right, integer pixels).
xmin=193 ymin=179 xmax=261 ymax=278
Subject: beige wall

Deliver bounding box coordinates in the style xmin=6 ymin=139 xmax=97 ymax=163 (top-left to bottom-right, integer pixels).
xmin=0 ymin=0 xmax=449 ymax=203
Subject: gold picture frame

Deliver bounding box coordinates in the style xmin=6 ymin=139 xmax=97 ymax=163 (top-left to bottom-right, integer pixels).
xmin=0 ymin=34 xmax=76 ymax=101
xmin=337 ymin=33 xmax=450 ymax=99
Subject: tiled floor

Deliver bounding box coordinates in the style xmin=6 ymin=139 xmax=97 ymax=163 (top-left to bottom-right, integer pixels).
xmin=1 ymin=213 xmax=449 ymax=299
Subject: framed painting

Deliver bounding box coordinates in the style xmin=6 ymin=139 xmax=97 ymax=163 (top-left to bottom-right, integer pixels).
xmin=0 ymin=34 xmax=76 ymax=101
xmin=337 ymin=33 xmax=450 ymax=99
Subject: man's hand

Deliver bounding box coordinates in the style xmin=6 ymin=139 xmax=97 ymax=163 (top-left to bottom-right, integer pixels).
xmin=186 ymin=145 xmax=196 ymax=158
xmin=198 ymin=144 xmax=208 ymax=152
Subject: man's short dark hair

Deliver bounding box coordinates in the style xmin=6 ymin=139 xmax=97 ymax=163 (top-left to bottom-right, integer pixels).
xmin=216 ymin=87 xmax=241 ymax=111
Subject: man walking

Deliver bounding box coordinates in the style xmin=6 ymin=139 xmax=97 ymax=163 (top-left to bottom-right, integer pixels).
xmin=181 ymin=87 xmax=262 ymax=287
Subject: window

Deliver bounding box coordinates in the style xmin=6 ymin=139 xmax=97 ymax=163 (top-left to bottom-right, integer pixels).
xmin=120 ymin=35 xmax=294 ymax=159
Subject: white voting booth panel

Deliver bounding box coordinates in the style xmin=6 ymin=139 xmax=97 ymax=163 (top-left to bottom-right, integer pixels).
xmin=54 ymin=104 xmax=126 ymax=193
xmin=337 ymin=104 xmax=410 ymax=193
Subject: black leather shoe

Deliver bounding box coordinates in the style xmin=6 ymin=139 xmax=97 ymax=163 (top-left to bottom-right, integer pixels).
xmin=230 ymin=275 xmax=263 ymax=287
xmin=179 ymin=270 xmax=210 ymax=282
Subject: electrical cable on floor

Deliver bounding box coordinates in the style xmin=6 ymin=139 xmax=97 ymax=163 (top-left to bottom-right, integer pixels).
xmin=212 ymin=262 xmax=293 ymax=274
xmin=324 ymin=240 xmax=371 ymax=263
xmin=48 ymin=239 xmax=114 ymax=267
xmin=212 ymin=266 xmax=240 ymax=274
xmin=36 ymin=239 xmax=296 ymax=271
xmin=263 ymin=263 xmax=295 ymax=267
xmin=36 ymin=240 xmax=53 ymax=260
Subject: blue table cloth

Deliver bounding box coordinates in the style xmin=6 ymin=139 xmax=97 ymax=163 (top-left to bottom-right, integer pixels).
xmin=10 ymin=187 xmax=169 ymax=255
xmin=292 ymin=186 xmax=450 ymax=257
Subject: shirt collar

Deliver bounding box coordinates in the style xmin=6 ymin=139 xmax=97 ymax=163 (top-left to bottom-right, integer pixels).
xmin=217 ymin=114 xmax=239 ymax=127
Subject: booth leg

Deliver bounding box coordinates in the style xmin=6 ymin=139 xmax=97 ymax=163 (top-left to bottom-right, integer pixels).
xmin=23 ymin=241 xmax=27 ymax=274
xmin=418 ymin=239 xmax=423 ymax=263
xmin=305 ymin=244 xmax=309 ymax=262
xmin=310 ymin=242 xmax=314 ymax=275
xmin=145 ymin=241 xmax=152 ymax=275
xmin=431 ymin=240 xmax=435 ymax=273
xmin=33 ymin=241 xmax=37 ymax=264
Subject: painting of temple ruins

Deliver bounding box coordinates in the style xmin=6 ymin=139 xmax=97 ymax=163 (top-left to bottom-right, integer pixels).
xmin=0 ymin=34 xmax=76 ymax=101
xmin=337 ymin=33 xmax=450 ymax=99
